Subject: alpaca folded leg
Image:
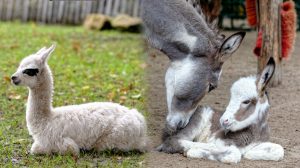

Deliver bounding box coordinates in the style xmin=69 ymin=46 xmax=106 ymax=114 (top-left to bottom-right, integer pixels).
xmin=243 ymin=142 xmax=284 ymax=161
xmin=30 ymin=142 xmax=51 ymax=155
xmin=59 ymin=138 xmax=80 ymax=156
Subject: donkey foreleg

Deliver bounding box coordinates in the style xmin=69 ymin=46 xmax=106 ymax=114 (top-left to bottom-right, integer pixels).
xmin=243 ymin=142 xmax=284 ymax=161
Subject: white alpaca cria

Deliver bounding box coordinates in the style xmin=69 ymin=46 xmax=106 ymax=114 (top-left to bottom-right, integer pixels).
xmin=11 ymin=45 xmax=148 ymax=155
xmin=183 ymin=58 xmax=284 ymax=163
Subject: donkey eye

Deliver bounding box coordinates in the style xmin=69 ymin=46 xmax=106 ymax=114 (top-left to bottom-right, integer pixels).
xmin=22 ymin=69 xmax=39 ymax=76
xmin=242 ymin=100 xmax=251 ymax=104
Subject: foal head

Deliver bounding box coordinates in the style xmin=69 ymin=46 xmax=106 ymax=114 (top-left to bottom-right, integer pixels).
xmin=220 ymin=58 xmax=275 ymax=133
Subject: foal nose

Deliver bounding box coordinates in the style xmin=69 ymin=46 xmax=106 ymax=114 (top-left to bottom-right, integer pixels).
xmin=222 ymin=119 xmax=230 ymax=127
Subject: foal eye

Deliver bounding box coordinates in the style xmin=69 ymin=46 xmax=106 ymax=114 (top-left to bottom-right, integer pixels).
xmin=242 ymin=100 xmax=251 ymax=104
xmin=22 ymin=69 xmax=39 ymax=76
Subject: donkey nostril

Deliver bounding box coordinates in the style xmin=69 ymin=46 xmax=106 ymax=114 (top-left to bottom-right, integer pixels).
xmin=223 ymin=119 xmax=229 ymax=124
xmin=208 ymin=84 xmax=216 ymax=92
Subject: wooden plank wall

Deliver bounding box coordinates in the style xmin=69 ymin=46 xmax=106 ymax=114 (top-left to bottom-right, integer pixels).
xmin=0 ymin=0 xmax=141 ymax=24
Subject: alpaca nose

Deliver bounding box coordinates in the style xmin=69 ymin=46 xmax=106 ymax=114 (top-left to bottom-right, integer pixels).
xmin=11 ymin=76 xmax=17 ymax=81
xmin=11 ymin=76 xmax=20 ymax=85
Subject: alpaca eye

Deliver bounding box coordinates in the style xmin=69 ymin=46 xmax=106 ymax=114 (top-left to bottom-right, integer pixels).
xmin=242 ymin=100 xmax=251 ymax=104
xmin=22 ymin=69 xmax=39 ymax=76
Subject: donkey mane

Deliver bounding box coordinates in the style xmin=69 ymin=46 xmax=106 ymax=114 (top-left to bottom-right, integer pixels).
xmin=187 ymin=0 xmax=220 ymax=34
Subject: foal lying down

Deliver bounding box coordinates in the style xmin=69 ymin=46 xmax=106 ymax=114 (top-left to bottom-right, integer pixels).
xmin=159 ymin=58 xmax=284 ymax=163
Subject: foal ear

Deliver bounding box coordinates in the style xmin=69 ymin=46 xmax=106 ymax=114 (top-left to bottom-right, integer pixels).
xmin=218 ymin=32 xmax=246 ymax=62
xmin=39 ymin=44 xmax=56 ymax=64
xmin=257 ymin=57 xmax=275 ymax=94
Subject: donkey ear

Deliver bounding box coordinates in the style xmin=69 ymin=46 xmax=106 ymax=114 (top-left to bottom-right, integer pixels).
xmin=257 ymin=57 xmax=275 ymax=93
xmin=218 ymin=32 xmax=246 ymax=62
xmin=39 ymin=44 xmax=56 ymax=64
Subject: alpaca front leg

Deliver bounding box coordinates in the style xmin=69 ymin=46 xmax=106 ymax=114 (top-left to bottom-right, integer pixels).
xmin=31 ymin=142 xmax=51 ymax=155
xmin=243 ymin=142 xmax=284 ymax=161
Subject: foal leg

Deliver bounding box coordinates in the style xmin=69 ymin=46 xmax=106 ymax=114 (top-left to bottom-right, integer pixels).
xmin=185 ymin=140 xmax=242 ymax=163
xmin=243 ymin=142 xmax=284 ymax=161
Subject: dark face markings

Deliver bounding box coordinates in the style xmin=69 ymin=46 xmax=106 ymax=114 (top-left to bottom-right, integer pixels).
xmin=22 ymin=68 xmax=39 ymax=76
xmin=235 ymin=99 xmax=257 ymax=121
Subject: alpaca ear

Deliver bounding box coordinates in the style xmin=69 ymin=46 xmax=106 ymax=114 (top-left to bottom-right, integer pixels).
xmin=36 ymin=47 xmax=47 ymax=55
xmin=257 ymin=57 xmax=275 ymax=94
xmin=40 ymin=44 xmax=56 ymax=64
xmin=218 ymin=32 xmax=246 ymax=62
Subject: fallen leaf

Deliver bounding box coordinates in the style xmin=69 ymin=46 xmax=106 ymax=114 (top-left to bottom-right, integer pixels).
xmin=9 ymin=44 xmax=19 ymax=49
xmin=82 ymin=86 xmax=90 ymax=90
xmin=8 ymin=94 xmax=21 ymax=100
xmin=139 ymin=63 xmax=147 ymax=69
xmin=120 ymin=96 xmax=127 ymax=100
xmin=72 ymin=40 xmax=81 ymax=53
xmin=107 ymin=92 xmax=115 ymax=101
xmin=109 ymin=74 xmax=118 ymax=78
xmin=131 ymin=94 xmax=141 ymax=99
xmin=3 ymin=76 xmax=10 ymax=82
xmin=13 ymin=139 xmax=28 ymax=144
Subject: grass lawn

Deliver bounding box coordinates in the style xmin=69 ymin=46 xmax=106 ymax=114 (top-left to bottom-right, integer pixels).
xmin=0 ymin=22 xmax=146 ymax=167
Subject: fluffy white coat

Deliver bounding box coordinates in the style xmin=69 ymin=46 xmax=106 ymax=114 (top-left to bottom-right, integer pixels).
xmin=12 ymin=45 xmax=147 ymax=155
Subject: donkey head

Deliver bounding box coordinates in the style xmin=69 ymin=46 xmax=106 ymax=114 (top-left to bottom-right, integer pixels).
xmin=220 ymin=58 xmax=275 ymax=133
xmin=142 ymin=0 xmax=245 ymax=131
xmin=165 ymin=32 xmax=245 ymax=131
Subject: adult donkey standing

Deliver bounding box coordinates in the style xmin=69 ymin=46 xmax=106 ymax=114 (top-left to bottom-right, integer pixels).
xmin=141 ymin=0 xmax=245 ymax=135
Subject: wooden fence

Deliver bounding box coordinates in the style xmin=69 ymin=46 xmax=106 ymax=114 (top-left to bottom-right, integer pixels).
xmin=0 ymin=0 xmax=141 ymax=24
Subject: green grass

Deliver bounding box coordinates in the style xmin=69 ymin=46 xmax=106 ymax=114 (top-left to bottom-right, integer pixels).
xmin=0 ymin=22 xmax=147 ymax=167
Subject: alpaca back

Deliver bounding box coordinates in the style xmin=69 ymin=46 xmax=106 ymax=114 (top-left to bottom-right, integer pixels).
xmin=28 ymin=102 xmax=147 ymax=152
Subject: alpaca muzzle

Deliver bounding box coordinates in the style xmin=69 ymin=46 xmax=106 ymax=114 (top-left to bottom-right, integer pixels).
xmin=11 ymin=76 xmax=21 ymax=85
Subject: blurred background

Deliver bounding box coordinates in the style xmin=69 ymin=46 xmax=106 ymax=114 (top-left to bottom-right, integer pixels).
xmin=0 ymin=0 xmax=298 ymax=30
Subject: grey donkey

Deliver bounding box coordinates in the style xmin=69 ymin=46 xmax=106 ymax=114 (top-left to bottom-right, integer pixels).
xmin=141 ymin=0 xmax=246 ymax=133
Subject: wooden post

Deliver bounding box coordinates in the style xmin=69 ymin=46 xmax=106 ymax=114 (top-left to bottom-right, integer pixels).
xmin=257 ymin=0 xmax=282 ymax=87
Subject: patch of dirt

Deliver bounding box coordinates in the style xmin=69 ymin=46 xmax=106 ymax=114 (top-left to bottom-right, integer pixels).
xmin=145 ymin=32 xmax=300 ymax=168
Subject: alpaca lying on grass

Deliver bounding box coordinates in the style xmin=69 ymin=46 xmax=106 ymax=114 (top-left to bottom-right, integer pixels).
xmin=159 ymin=58 xmax=284 ymax=163
xmin=11 ymin=45 xmax=148 ymax=155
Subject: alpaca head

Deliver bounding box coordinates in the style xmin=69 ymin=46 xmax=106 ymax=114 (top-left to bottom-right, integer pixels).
xmin=11 ymin=44 xmax=56 ymax=88
xmin=220 ymin=57 xmax=275 ymax=133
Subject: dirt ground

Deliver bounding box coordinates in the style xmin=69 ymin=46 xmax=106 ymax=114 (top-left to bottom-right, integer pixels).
xmin=145 ymin=32 xmax=300 ymax=168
